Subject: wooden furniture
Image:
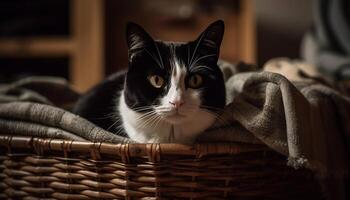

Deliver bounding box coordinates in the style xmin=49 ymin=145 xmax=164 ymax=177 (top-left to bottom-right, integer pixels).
xmin=0 ymin=0 xmax=255 ymax=92
xmin=237 ymin=0 xmax=256 ymax=64
xmin=0 ymin=0 xmax=104 ymax=92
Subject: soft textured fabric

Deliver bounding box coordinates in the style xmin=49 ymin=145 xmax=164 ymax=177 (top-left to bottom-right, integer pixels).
xmin=0 ymin=77 xmax=132 ymax=144
xmin=205 ymin=61 xmax=350 ymax=174
xmin=214 ymin=58 xmax=349 ymax=200
xmin=0 ymin=60 xmax=349 ymax=199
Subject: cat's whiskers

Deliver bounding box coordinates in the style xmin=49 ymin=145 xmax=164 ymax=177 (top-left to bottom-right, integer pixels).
xmin=189 ymin=33 xmax=205 ymax=66
xmin=134 ymin=105 xmax=171 ymax=113
xmin=91 ymin=112 xmax=117 ymax=120
xmin=190 ymin=54 xmax=217 ymax=69
xmin=136 ymin=110 xmax=157 ymax=121
xmin=134 ymin=106 xmax=166 ymax=113
xmin=137 ymin=113 xmax=160 ymax=130
xmin=114 ymin=123 xmax=125 ymax=135
xmin=133 ymin=107 xmax=153 ymax=112
xmin=106 ymin=118 xmax=121 ymax=131
xmin=152 ymin=115 xmax=163 ymax=130
xmin=190 ymin=65 xmax=215 ymax=73
xmin=154 ymin=106 xmax=173 ymax=113
xmin=145 ymin=114 xmax=163 ymax=130
xmin=154 ymin=42 xmax=165 ymax=69
xmin=135 ymin=115 xmax=157 ymax=130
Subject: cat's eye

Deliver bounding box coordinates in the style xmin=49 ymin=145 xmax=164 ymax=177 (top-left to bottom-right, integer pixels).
xmin=148 ymin=75 xmax=164 ymax=88
xmin=188 ymin=74 xmax=203 ymax=88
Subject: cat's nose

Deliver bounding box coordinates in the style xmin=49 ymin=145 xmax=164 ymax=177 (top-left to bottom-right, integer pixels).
xmin=169 ymin=100 xmax=185 ymax=108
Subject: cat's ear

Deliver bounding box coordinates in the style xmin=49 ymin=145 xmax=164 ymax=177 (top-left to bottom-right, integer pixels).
xmin=194 ymin=20 xmax=225 ymax=54
xmin=126 ymin=22 xmax=154 ymax=60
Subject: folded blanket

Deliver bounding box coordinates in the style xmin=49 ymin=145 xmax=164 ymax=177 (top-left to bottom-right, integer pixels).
xmin=213 ymin=59 xmax=350 ymax=199
xmin=0 ymin=59 xmax=349 ymax=199
xmin=0 ymin=77 xmax=132 ymax=144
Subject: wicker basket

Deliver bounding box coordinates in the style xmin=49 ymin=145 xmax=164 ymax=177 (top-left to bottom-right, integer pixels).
xmin=0 ymin=136 xmax=323 ymax=200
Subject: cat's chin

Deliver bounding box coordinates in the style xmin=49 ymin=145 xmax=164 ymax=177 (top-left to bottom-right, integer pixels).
xmin=163 ymin=113 xmax=188 ymax=124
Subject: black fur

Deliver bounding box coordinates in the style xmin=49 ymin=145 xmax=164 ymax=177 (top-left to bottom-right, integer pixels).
xmin=73 ymin=20 xmax=226 ymax=134
xmin=73 ymin=71 xmax=127 ymax=136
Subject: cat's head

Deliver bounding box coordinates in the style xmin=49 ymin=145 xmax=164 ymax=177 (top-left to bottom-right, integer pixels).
xmin=124 ymin=20 xmax=225 ymax=126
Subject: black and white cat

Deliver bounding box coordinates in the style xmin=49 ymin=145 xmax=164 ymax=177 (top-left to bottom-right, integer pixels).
xmin=74 ymin=20 xmax=226 ymax=144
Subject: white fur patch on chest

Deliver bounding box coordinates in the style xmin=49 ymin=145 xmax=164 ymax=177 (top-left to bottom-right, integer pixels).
xmin=118 ymin=92 xmax=170 ymax=143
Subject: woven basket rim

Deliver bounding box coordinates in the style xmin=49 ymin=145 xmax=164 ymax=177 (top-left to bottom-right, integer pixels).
xmin=0 ymin=136 xmax=269 ymax=159
xmin=0 ymin=136 xmax=323 ymax=199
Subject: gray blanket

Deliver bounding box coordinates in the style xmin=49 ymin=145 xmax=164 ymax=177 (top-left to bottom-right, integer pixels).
xmin=217 ymin=59 xmax=350 ymax=200
xmin=0 ymin=59 xmax=349 ymax=199
xmin=0 ymin=77 xmax=132 ymax=144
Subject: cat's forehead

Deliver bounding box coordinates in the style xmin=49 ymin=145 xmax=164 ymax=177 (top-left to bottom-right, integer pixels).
xmin=157 ymin=40 xmax=187 ymax=46
xmin=153 ymin=41 xmax=189 ymax=69
xmin=155 ymin=41 xmax=189 ymax=53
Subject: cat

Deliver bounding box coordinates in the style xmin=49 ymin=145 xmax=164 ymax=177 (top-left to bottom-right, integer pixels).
xmin=73 ymin=20 xmax=226 ymax=144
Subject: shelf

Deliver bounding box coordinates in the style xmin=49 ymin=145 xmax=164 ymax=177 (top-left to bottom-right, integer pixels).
xmin=0 ymin=0 xmax=105 ymax=92
xmin=0 ymin=37 xmax=74 ymax=57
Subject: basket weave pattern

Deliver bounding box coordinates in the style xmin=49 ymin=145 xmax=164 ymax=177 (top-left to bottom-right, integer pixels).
xmin=0 ymin=136 xmax=323 ymax=199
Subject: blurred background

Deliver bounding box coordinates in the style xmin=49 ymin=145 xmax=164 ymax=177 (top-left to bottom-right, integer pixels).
xmin=0 ymin=0 xmax=314 ymax=91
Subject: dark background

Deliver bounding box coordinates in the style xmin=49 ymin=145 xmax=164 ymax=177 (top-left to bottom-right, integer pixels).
xmin=0 ymin=0 xmax=313 ymax=91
